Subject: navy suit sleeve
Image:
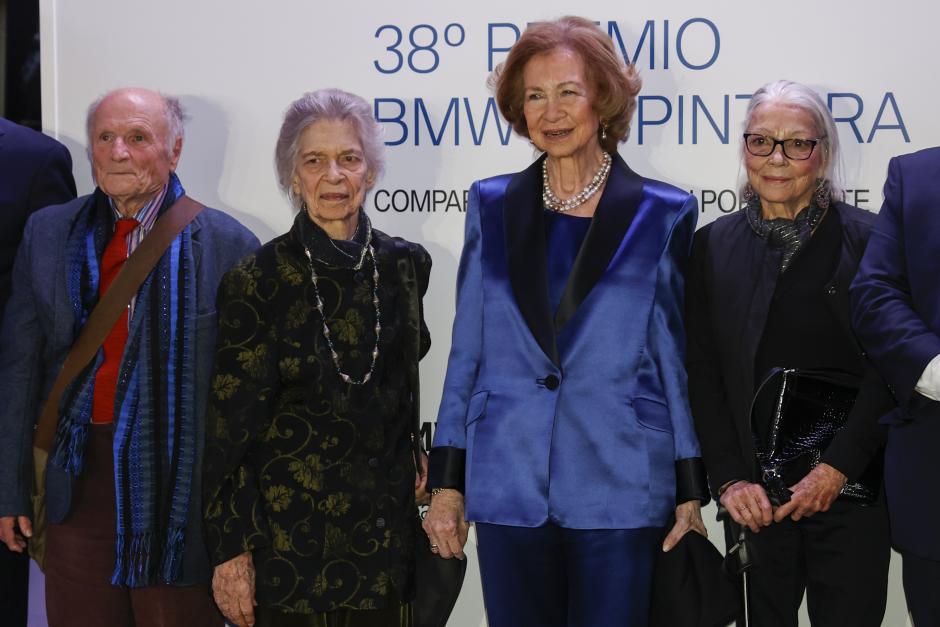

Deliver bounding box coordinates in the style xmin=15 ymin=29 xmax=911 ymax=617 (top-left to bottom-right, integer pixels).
xmin=27 ymin=140 xmax=77 ymax=213
xmin=427 ymin=182 xmax=484 ymax=491
xmin=851 ymin=156 xmax=940 ymax=406
xmin=0 ymin=215 xmax=46 ymax=517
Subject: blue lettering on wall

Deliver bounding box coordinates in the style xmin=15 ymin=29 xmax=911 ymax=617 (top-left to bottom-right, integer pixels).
xmin=868 ymin=92 xmax=910 ymax=142
xmin=416 ymin=98 xmax=460 ymax=145
xmin=607 ymin=20 xmax=655 ymax=69
xmin=467 ymin=98 xmax=513 ymax=145
xmin=692 ymin=94 xmax=729 ymax=143
xmin=375 ymin=97 xmax=513 ymax=146
xmin=676 ymin=18 xmax=720 ymax=70
xmin=374 ymin=98 xmax=408 ymax=145
xmin=638 ymin=95 xmax=672 ymax=144
xmin=487 ymin=23 xmax=521 ymax=71
xmin=828 ymin=93 xmax=864 ymax=143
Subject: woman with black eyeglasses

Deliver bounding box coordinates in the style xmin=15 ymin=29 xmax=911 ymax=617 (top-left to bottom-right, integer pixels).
xmin=685 ymin=80 xmax=893 ymax=626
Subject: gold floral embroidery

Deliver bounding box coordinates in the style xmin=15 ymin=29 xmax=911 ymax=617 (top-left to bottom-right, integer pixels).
xmin=237 ymin=344 xmax=270 ymax=379
xmin=285 ymin=299 xmax=312 ymax=329
xmin=370 ymin=571 xmax=390 ymax=595
xmin=317 ymin=493 xmax=351 ymax=517
xmin=330 ymin=309 xmax=363 ymax=345
xmin=288 ymin=454 xmax=326 ymax=491
xmin=264 ymin=485 xmax=295 ymax=512
xmin=279 ymin=357 xmax=301 ymax=378
xmin=271 ymin=521 xmax=291 ymax=552
xmin=212 ymin=373 xmax=241 ymax=400
xmin=323 ymin=523 xmax=350 ymax=558
xmin=277 ymin=257 xmax=304 ymax=286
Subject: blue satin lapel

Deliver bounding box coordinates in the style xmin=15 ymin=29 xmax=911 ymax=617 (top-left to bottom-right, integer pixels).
xmin=554 ymin=155 xmax=644 ymax=330
xmin=504 ymin=155 xmax=559 ymax=365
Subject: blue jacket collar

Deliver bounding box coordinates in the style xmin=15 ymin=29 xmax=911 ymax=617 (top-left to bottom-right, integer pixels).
xmin=503 ymin=152 xmax=645 ymax=366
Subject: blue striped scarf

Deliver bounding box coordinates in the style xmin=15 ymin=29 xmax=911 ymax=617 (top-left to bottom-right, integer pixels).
xmin=51 ymin=174 xmax=197 ymax=587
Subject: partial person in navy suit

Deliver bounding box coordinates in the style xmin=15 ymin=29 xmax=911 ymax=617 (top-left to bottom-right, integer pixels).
xmin=0 ymin=116 xmax=76 ymax=627
xmin=851 ymin=147 xmax=940 ymax=627
xmin=0 ymin=117 xmax=77 ymax=317
xmin=423 ymin=16 xmax=709 ymax=627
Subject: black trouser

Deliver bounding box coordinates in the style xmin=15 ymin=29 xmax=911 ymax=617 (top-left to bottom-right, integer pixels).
xmin=0 ymin=545 xmax=28 ymax=627
xmin=724 ymin=499 xmax=890 ymax=627
xmin=903 ymin=551 xmax=940 ymax=627
xmin=255 ymin=605 xmax=413 ymax=627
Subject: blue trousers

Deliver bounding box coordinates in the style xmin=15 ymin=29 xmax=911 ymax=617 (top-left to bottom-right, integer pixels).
xmin=475 ymin=522 xmax=662 ymax=627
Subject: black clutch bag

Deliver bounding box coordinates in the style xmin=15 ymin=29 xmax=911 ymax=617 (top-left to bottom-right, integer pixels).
xmin=750 ymin=368 xmax=882 ymax=506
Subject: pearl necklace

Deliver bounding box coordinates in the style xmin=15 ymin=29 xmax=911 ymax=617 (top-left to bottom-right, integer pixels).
xmin=542 ymin=152 xmax=612 ymax=212
xmin=302 ymin=232 xmax=381 ymax=386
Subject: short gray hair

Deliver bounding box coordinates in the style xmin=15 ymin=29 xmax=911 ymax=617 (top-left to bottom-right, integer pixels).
xmin=741 ymin=80 xmax=842 ymax=200
xmin=274 ymin=89 xmax=385 ymax=209
xmin=85 ymin=89 xmax=186 ymax=158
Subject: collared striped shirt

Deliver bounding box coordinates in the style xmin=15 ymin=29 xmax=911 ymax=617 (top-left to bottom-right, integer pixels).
xmin=108 ymin=183 xmax=168 ymax=318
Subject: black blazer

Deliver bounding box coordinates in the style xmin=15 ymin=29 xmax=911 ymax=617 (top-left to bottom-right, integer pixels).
xmin=0 ymin=118 xmax=76 ymax=317
xmin=686 ymin=202 xmax=894 ymax=495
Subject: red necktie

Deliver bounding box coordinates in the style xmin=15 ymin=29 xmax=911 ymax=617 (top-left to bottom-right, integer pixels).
xmin=91 ymin=218 xmax=139 ymax=424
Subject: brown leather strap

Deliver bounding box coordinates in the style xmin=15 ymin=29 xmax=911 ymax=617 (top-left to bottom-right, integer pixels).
xmin=33 ymin=195 xmax=205 ymax=453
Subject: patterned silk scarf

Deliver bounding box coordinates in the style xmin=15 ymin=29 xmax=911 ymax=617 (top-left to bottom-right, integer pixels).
xmin=744 ymin=200 xmax=826 ymax=272
xmin=51 ymin=174 xmax=198 ymax=586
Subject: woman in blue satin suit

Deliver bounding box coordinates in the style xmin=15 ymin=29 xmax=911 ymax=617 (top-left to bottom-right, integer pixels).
xmin=423 ymin=16 xmax=710 ymax=627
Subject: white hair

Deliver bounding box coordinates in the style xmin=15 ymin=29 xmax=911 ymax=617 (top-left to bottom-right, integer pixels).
xmin=741 ymin=80 xmax=843 ymax=200
xmin=274 ymin=88 xmax=385 ymax=209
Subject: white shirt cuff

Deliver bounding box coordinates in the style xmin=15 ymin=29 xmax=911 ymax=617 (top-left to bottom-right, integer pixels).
xmin=915 ymin=354 xmax=940 ymax=401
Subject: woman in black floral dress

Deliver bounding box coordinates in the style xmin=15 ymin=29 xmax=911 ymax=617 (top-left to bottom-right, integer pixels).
xmin=202 ymin=88 xmax=431 ymax=627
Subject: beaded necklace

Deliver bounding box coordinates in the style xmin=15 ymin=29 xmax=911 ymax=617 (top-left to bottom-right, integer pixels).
xmin=302 ymin=219 xmax=381 ymax=385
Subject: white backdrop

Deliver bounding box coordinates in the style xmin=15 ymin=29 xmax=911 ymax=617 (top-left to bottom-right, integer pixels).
xmin=38 ymin=1 xmax=940 ymax=625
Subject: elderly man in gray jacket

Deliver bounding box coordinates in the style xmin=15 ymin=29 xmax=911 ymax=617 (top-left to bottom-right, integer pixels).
xmin=0 ymin=88 xmax=258 ymax=627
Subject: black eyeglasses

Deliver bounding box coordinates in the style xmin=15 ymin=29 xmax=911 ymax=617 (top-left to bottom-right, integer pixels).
xmin=743 ymin=133 xmax=824 ymax=160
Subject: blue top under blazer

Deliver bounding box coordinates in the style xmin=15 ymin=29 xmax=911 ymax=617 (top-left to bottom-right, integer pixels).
xmin=428 ymin=154 xmax=709 ymax=530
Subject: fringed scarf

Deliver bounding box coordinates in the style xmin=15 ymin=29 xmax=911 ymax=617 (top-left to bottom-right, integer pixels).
xmin=50 ymin=174 xmax=197 ymax=587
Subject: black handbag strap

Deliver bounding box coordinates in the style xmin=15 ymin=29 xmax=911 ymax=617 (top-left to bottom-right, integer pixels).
xmin=34 ymin=195 xmax=204 ymax=453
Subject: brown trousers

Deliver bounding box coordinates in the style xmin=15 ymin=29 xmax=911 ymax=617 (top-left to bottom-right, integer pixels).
xmin=44 ymin=426 xmax=223 ymax=627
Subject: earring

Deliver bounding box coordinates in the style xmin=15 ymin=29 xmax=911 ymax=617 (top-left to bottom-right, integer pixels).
xmin=300 ymin=200 xmax=308 ymax=213
xmin=742 ymin=183 xmax=757 ymax=204
xmin=813 ymin=179 xmax=831 ymax=209
xmin=601 ymin=123 xmax=608 ymax=142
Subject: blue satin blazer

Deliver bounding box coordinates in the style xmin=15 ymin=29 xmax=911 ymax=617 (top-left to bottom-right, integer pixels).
xmin=429 ymin=154 xmax=708 ymax=530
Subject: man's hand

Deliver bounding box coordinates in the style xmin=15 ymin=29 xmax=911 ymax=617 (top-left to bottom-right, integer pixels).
xmin=0 ymin=516 xmax=32 ymax=553
xmin=212 ymin=551 xmax=256 ymax=627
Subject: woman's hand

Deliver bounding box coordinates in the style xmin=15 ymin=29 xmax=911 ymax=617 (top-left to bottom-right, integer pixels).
xmin=423 ymin=489 xmax=470 ymax=559
xmin=720 ymin=480 xmax=774 ymax=532
xmin=212 ymin=551 xmax=257 ymax=627
xmin=415 ymin=449 xmax=430 ymax=506
xmin=773 ymin=463 xmax=846 ymax=522
xmin=662 ymin=500 xmax=707 ymax=551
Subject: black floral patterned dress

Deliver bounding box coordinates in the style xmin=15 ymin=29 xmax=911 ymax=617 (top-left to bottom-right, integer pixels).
xmin=202 ymin=210 xmax=431 ymax=619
